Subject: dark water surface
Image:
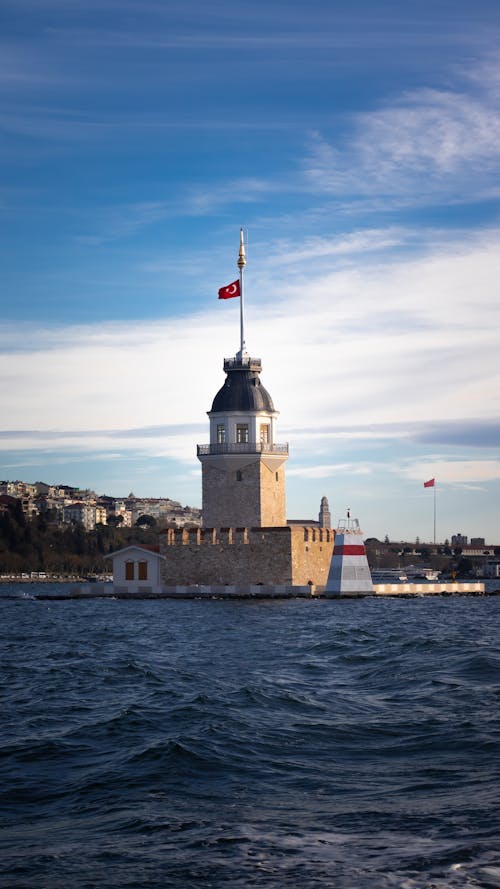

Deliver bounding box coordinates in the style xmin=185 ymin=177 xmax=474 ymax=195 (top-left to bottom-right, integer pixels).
xmin=1 ymin=589 xmax=499 ymax=888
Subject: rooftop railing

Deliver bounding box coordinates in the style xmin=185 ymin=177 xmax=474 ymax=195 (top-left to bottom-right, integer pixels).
xmin=197 ymin=442 xmax=288 ymax=456
xmin=223 ymin=356 xmax=262 ymax=372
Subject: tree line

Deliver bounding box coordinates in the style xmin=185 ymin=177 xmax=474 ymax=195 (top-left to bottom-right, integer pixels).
xmin=0 ymin=501 xmax=159 ymax=576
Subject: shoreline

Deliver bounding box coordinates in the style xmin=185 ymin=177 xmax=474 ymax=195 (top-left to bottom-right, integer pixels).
xmin=0 ymin=575 xmax=112 ymax=583
xmin=2 ymin=583 xmax=499 ymax=600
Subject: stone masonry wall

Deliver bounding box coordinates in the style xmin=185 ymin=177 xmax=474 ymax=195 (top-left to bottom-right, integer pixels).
xmin=290 ymin=525 xmax=334 ymax=586
xmin=202 ymin=460 xmax=286 ymax=528
xmin=259 ymin=461 xmax=286 ymax=526
xmin=159 ymin=525 xmax=334 ymax=586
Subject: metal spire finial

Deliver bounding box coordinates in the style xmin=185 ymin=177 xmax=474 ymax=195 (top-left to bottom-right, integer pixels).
xmin=237 ymin=227 xmax=246 ymax=269
xmin=236 ymin=228 xmax=247 ymax=359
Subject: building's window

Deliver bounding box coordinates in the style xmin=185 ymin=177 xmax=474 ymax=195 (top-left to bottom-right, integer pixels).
xmin=125 ymin=561 xmax=134 ymax=580
xmin=260 ymin=424 xmax=269 ymax=444
xmin=275 ymin=472 xmax=279 ymax=481
xmin=138 ymin=561 xmax=148 ymax=581
xmin=236 ymin=424 xmax=249 ymax=443
xmin=216 ymin=424 xmax=226 ymax=443
xmin=236 ymin=470 xmax=242 ymax=481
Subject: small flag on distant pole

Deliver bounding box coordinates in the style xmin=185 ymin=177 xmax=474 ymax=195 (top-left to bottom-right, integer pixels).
xmin=218 ymin=280 xmax=240 ymax=300
xmin=423 ymin=479 xmax=437 ymax=544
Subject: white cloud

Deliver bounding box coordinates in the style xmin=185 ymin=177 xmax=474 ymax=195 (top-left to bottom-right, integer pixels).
xmin=287 ymin=463 xmax=372 ymax=479
xmin=265 ymin=229 xmax=411 ymax=265
xmin=404 ymin=459 xmax=500 ymax=485
xmin=1 ymin=226 xmax=499 ymax=468
xmin=305 ymin=84 xmax=500 ymax=201
xmin=253 ymin=235 xmax=500 ymax=440
xmin=0 ymin=314 xmax=233 ymax=433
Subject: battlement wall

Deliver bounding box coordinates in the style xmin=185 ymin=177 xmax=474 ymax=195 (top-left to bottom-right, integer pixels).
xmin=159 ymin=525 xmax=334 ymax=586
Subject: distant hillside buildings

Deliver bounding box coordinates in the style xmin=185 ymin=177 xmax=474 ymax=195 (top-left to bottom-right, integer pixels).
xmin=0 ymin=481 xmax=201 ymax=531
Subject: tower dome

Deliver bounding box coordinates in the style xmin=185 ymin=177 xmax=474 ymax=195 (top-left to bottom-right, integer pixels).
xmin=211 ymin=358 xmax=275 ymax=413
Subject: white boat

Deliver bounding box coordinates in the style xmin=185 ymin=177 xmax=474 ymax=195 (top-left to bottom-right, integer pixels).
xmin=423 ymin=569 xmax=440 ymax=581
xmin=403 ymin=565 xmax=441 ymax=582
xmin=371 ymin=567 xmax=440 ymax=583
xmin=371 ymin=569 xmax=409 ymax=583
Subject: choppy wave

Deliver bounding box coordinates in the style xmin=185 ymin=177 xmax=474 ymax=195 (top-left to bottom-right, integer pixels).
xmin=0 ymin=593 xmax=499 ymax=887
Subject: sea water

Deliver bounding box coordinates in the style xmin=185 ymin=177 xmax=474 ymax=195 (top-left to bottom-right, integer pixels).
xmin=1 ymin=589 xmax=499 ymax=888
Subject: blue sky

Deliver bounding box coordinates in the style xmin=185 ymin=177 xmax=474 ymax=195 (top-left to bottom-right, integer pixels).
xmin=2 ymin=0 xmax=500 ymax=542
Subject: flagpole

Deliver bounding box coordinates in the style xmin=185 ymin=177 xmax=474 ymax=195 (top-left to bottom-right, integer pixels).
xmin=237 ymin=228 xmax=246 ymax=359
xmin=424 ymin=478 xmax=437 ymax=544
xmin=434 ymin=482 xmax=437 ymax=545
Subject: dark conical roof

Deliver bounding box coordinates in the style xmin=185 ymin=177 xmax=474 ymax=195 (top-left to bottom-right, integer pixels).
xmin=210 ymin=357 xmax=275 ymax=413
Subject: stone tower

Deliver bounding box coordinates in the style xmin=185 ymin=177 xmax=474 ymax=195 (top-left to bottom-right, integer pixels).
xmin=197 ymin=355 xmax=289 ymax=527
xmin=319 ymin=495 xmax=331 ymax=529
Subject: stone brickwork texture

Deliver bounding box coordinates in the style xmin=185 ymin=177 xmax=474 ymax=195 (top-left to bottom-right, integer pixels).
xmin=202 ymin=459 xmax=286 ymax=528
xmin=159 ymin=525 xmax=334 ymax=586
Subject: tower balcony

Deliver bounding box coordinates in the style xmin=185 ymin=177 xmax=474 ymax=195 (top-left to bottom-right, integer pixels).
xmin=197 ymin=442 xmax=289 ymax=457
xmin=223 ymin=356 xmax=262 ymax=372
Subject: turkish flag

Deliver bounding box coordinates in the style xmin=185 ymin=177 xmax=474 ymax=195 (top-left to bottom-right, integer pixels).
xmin=218 ymin=280 xmax=240 ymax=299
xmin=424 ymin=478 xmax=435 ymax=488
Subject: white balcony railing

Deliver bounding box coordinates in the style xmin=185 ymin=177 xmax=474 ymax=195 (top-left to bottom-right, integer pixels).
xmin=197 ymin=442 xmax=288 ymax=456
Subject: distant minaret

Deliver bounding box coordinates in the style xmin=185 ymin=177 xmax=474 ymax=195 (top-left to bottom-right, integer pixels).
xmin=197 ymin=231 xmax=289 ymax=528
xmin=318 ymin=496 xmax=331 ymax=529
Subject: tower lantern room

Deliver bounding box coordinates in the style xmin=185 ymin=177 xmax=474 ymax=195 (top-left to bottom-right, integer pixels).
xmin=197 ymin=354 xmax=289 ymax=528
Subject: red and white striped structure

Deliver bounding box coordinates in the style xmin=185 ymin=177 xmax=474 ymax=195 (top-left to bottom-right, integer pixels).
xmin=325 ymin=517 xmax=374 ymax=596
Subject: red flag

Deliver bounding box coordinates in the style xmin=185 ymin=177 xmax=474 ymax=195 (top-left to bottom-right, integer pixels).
xmin=424 ymin=478 xmax=435 ymax=488
xmin=218 ymin=280 xmax=240 ymax=300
